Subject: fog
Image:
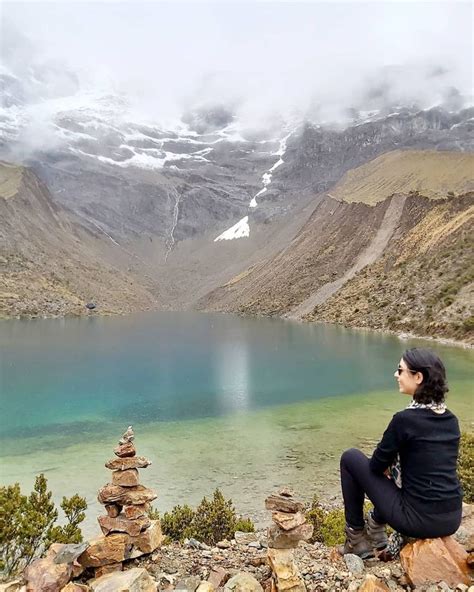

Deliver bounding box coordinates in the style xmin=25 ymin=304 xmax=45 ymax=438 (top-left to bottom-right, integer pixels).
xmin=1 ymin=1 xmax=472 ymax=127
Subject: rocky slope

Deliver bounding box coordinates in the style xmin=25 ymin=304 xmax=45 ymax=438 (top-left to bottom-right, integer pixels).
xmin=0 ymin=162 xmax=160 ymax=318
xmin=201 ymin=151 xmax=474 ymax=345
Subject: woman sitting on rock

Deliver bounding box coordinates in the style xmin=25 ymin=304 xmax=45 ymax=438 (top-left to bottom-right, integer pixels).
xmin=339 ymin=347 xmax=463 ymax=559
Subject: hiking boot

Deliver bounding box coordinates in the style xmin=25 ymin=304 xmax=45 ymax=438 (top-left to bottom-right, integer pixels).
xmin=366 ymin=511 xmax=388 ymax=550
xmin=337 ymin=525 xmax=374 ymax=559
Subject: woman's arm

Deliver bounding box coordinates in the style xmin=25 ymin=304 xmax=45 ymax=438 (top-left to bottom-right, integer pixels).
xmin=369 ymin=413 xmax=403 ymax=474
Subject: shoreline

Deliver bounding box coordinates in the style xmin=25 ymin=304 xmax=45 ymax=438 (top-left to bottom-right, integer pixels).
xmin=1 ymin=306 xmax=472 ymax=349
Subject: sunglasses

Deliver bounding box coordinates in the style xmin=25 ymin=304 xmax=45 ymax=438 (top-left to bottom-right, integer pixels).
xmin=396 ymin=366 xmax=418 ymax=376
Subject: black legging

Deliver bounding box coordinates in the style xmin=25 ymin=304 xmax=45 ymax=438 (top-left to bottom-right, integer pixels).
xmin=340 ymin=448 xmax=462 ymax=538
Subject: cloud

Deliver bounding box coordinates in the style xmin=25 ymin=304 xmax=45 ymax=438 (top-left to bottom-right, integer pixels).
xmin=1 ymin=1 xmax=472 ymax=131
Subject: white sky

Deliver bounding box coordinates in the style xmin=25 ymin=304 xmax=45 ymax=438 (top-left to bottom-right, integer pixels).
xmin=1 ymin=1 xmax=472 ymax=124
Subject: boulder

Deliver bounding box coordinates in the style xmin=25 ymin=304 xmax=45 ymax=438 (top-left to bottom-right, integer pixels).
xmin=60 ymin=585 xmax=90 ymax=592
xmin=97 ymin=484 xmax=157 ymax=506
xmin=400 ymin=536 xmax=471 ymax=587
xmin=52 ymin=543 xmax=90 ymax=565
xmin=357 ymin=575 xmax=390 ymax=592
xmin=344 ymin=553 xmax=365 ymax=575
xmin=112 ymin=469 xmax=140 ymax=488
xmin=0 ymin=581 xmax=25 ymax=592
xmin=264 ymin=494 xmax=304 ymax=514
xmin=113 ymin=442 xmax=136 ymax=458
xmin=234 ymin=532 xmax=258 ymax=545
xmin=267 ymin=523 xmax=313 ymax=549
xmin=208 ymin=566 xmax=229 ymax=588
xmin=267 ymin=548 xmax=306 ymax=592
xmin=89 ymin=568 xmax=155 ymax=592
xmin=98 ymin=513 xmax=151 ymax=536
xmin=94 ymin=563 xmax=123 ymax=578
xmin=24 ymin=556 xmax=72 ymax=592
xmin=196 ymin=583 xmax=215 ymax=592
xmin=78 ymin=534 xmax=132 ymax=568
xmin=271 ymin=511 xmax=306 ymax=531
xmin=224 ymin=572 xmax=264 ymax=592
xmin=105 ymin=456 xmax=151 ymax=471
xmin=454 ymin=503 xmax=474 ymax=552
xmin=123 ymin=504 xmax=149 ymax=519
xmin=175 ymin=576 xmax=201 ymax=591
xmin=130 ymin=520 xmax=163 ymax=554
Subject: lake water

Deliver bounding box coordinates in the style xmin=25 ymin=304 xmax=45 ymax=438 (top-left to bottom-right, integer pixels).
xmin=1 ymin=312 xmax=472 ymax=536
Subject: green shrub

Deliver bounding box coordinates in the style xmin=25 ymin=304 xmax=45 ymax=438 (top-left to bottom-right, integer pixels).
xmin=147 ymin=506 xmax=161 ymax=521
xmin=192 ymin=489 xmax=238 ymax=545
xmin=458 ymin=432 xmax=474 ymax=503
xmin=161 ymin=504 xmax=195 ymax=542
xmin=461 ymin=316 xmax=474 ymax=332
xmin=161 ymin=489 xmax=255 ymax=545
xmin=234 ymin=517 xmax=255 ymax=533
xmin=0 ymin=475 xmax=87 ymax=578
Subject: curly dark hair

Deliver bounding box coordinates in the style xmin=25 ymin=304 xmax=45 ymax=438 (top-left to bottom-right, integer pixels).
xmin=402 ymin=347 xmax=449 ymax=404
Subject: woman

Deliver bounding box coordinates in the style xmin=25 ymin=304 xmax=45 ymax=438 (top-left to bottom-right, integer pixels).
xmin=339 ymin=347 xmax=463 ymax=559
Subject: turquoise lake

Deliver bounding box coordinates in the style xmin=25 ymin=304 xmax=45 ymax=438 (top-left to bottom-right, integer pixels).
xmin=1 ymin=312 xmax=472 ymax=535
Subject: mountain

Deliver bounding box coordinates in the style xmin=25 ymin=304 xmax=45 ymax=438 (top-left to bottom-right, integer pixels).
xmin=1 ymin=60 xmax=473 ymax=340
xmin=0 ymin=162 xmax=159 ymax=317
xmin=200 ymin=151 xmax=474 ymax=344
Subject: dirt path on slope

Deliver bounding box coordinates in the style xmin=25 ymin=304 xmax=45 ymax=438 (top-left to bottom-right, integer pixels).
xmin=286 ymin=193 xmax=408 ymax=320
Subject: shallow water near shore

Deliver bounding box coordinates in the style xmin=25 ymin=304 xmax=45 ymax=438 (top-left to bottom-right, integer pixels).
xmin=1 ymin=312 xmax=472 ymax=536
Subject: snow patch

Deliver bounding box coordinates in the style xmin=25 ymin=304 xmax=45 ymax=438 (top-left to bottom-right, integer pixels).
xmin=214 ymin=216 xmax=250 ymax=241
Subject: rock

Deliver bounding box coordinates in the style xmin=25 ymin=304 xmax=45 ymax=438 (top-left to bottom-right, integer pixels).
xmin=0 ymin=581 xmax=25 ymax=592
xmin=123 ymin=504 xmax=149 ymax=519
xmin=97 ymin=484 xmax=157 ymax=506
xmin=249 ymin=555 xmax=267 ymax=568
xmin=130 ymin=520 xmax=163 ymax=554
xmin=90 ymin=568 xmax=156 ymax=592
xmin=271 ymin=511 xmax=306 ymax=531
xmin=105 ymin=504 xmax=122 ymax=518
xmin=78 ymin=534 xmax=132 ymax=568
xmin=175 ymin=576 xmax=201 ymax=591
xmin=105 ymin=456 xmax=151 ymax=470
xmin=454 ymin=504 xmax=474 ymax=552
xmin=24 ymin=556 xmax=72 ymax=592
xmin=248 ymin=542 xmax=262 ymax=549
xmin=114 ymin=442 xmax=136 ymax=458
xmin=267 ymin=548 xmax=306 ymax=592
xmin=344 ymin=553 xmax=365 ymax=575
xmin=94 ymin=563 xmax=123 ymax=578
xmin=234 ymin=532 xmax=259 ymax=545
xmin=196 ymin=583 xmax=215 ymax=592
xmin=60 ymin=585 xmax=90 ymax=592
xmin=400 ymin=536 xmax=470 ymax=587
xmin=217 ymin=539 xmax=232 ymax=549
xmin=208 ymin=566 xmax=229 ymax=588
xmin=98 ymin=513 xmax=151 ymax=536
xmin=224 ymin=572 xmax=264 ymax=592
xmin=112 ymin=469 xmax=140 ymax=487
xmin=357 ymin=575 xmax=390 ymax=592
xmin=468 ymin=551 xmax=474 ymax=567
xmin=267 ymin=523 xmax=313 ymax=548
xmin=52 ymin=542 xmax=90 ymax=565
xmin=264 ymin=494 xmax=304 ymax=514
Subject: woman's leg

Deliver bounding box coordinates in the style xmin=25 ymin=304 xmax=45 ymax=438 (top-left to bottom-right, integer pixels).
xmin=340 ymin=448 xmax=402 ymax=529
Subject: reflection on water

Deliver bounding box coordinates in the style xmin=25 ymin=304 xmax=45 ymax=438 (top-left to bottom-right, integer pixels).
xmin=1 ymin=311 xmax=473 ymax=536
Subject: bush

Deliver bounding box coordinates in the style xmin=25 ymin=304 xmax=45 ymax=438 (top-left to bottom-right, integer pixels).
xmin=192 ymin=489 xmax=238 ymax=545
xmin=458 ymin=432 xmax=474 ymax=503
xmin=0 ymin=475 xmax=87 ymax=578
xmin=161 ymin=504 xmax=195 ymax=542
xmin=161 ymin=489 xmax=255 ymax=545
xmin=306 ymin=496 xmax=345 ymax=546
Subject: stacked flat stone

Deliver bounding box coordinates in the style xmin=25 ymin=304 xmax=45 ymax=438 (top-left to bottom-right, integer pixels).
xmin=265 ymin=489 xmax=313 ymax=592
xmin=78 ymin=427 xmax=162 ymax=577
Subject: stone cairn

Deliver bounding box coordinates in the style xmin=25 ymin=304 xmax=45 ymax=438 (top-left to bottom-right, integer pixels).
xmin=265 ymin=488 xmax=313 ymax=592
xmin=78 ymin=426 xmax=162 ymax=577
